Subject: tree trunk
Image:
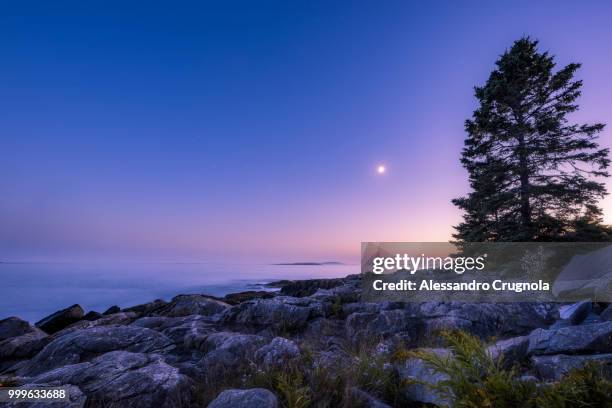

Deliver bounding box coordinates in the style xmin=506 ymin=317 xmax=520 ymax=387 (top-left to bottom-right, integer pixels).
xmin=517 ymin=133 xmax=532 ymax=237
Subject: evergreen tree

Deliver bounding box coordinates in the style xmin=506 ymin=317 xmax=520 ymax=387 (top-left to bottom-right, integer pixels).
xmin=453 ymin=38 xmax=611 ymax=242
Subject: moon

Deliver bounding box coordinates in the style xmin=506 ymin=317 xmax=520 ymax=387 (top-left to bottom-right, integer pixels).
xmin=377 ymin=165 xmax=386 ymax=174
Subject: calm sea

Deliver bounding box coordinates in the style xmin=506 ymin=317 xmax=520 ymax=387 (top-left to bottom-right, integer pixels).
xmin=0 ymin=262 xmax=357 ymax=323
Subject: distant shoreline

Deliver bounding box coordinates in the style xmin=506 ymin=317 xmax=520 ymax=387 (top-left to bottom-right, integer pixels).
xmin=271 ymin=261 xmax=344 ymax=266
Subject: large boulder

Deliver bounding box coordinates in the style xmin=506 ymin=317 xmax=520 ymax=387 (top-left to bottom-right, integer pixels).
xmin=532 ymin=353 xmax=612 ymax=381
xmin=601 ymin=304 xmax=612 ymax=321
xmin=0 ymin=317 xmax=36 ymax=341
xmin=0 ymin=329 xmax=49 ymax=372
xmin=255 ymin=337 xmax=300 ymax=368
xmin=208 ymin=388 xmax=278 ymax=408
xmin=52 ymin=312 xmax=137 ymax=336
xmin=156 ymin=294 xmax=230 ymax=317
xmin=277 ymin=278 xmax=346 ymax=297
xmin=199 ymin=332 xmax=266 ymax=369
xmin=221 ymin=297 xmax=319 ymax=330
xmin=132 ymin=315 xmax=216 ymax=349
xmin=527 ymin=321 xmax=612 ymax=355
xmin=123 ymin=299 xmax=168 ymax=316
xmin=223 ymin=291 xmax=276 ymax=305
xmin=103 ymin=305 xmax=121 ymax=315
xmin=30 ymin=351 xmax=194 ymax=408
xmin=35 ymin=304 xmax=84 ymax=334
xmin=409 ymin=302 xmax=558 ymax=339
xmin=16 ymin=325 xmax=174 ymax=376
xmin=558 ymin=301 xmax=592 ymax=325
xmin=397 ymin=348 xmax=452 ymax=406
xmin=487 ymin=335 xmax=530 ymax=365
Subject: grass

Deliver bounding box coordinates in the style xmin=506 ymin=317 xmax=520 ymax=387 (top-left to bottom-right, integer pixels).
xmin=198 ymin=330 xmax=611 ymax=407
xmin=404 ymin=330 xmax=612 ymax=408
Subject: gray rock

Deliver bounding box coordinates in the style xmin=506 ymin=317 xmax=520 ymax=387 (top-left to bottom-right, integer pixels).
xmin=559 ymin=301 xmax=592 ymax=325
xmin=527 ymin=321 xmax=612 ymax=355
xmin=223 ymin=291 xmax=276 ymax=305
xmin=601 ymin=304 xmax=612 ymax=321
xmin=410 ymin=302 xmax=558 ymax=339
xmin=132 ymin=315 xmax=216 ymax=349
xmin=275 ymin=277 xmax=346 ymax=297
xmin=398 ymin=348 xmax=452 ymax=406
xmin=123 ymin=299 xmax=168 ymax=316
xmin=16 ymin=325 xmax=174 ymax=376
xmin=208 ymin=388 xmax=278 ymax=408
xmin=221 ymin=297 xmax=318 ymax=330
xmin=53 ymin=312 xmax=137 ymax=336
xmin=0 ymin=317 xmax=35 ymax=341
xmin=255 ymin=337 xmax=300 ymax=368
xmin=156 ymin=294 xmax=230 ymax=317
xmin=31 ymin=351 xmax=194 ymax=408
xmin=199 ymin=332 xmax=266 ymax=369
xmin=35 ymin=304 xmax=84 ymax=334
xmin=487 ymin=335 xmax=529 ymax=365
xmin=0 ymin=329 xmax=49 ymax=372
xmin=83 ymin=311 xmax=102 ymax=321
xmin=532 ymin=353 xmax=612 ymax=381
xmin=103 ymin=305 xmax=121 ymax=315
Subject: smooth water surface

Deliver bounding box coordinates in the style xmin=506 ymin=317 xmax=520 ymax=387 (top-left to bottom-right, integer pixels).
xmin=0 ymin=262 xmax=356 ymax=323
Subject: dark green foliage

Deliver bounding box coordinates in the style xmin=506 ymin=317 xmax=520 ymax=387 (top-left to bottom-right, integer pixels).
xmin=413 ymin=331 xmax=612 ymax=408
xmin=453 ymin=37 xmax=611 ymax=242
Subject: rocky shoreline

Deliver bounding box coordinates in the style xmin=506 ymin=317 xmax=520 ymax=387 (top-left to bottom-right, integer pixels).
xmin=1 ymin=274 xmax=611 ymax=407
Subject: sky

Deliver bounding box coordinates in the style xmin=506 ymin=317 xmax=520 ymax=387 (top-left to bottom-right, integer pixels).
xmin=1 ymin=1 xmax=612 ymax=263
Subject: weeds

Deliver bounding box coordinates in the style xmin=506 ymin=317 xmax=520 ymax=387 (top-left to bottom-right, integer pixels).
xmin=409 ymin=330 xmax=612 ymax=408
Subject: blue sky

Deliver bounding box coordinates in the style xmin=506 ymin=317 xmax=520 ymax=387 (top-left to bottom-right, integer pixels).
xmin=2 ymin=1 xmax=612 ymax=262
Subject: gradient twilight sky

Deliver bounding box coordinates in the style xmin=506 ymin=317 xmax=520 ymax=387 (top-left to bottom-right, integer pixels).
xmin=2 ymin=1 xmax=612 ymax=263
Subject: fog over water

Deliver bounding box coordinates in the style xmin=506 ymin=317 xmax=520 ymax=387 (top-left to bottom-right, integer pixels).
xmin=0 ymin=262 xmax=356 ymax=323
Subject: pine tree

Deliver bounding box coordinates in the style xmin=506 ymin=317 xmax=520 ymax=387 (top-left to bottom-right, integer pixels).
xmin=453 ymin=38 xmax=611 ymax=242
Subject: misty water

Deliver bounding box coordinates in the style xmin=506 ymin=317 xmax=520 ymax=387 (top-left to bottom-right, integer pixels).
xmin=0 ymin=262 xmax=356 ymax=323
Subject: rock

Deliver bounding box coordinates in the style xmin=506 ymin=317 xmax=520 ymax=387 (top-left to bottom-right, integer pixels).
xmin=345 ymin=310 xmax=424 ymax=346
xmin=532 ymin=353 xmax=612 ymax=381
xmin=223 ymin=291 xmax=276 ymax=305
xmin=348 ymin=387 xmax=392 ymax=408
xmin=132 ymin=315 xmax=216 ymax=345
xmin=16 ymin=325 xmax=174 ymax=376
xmin=221 ymin=297 xmax=318 ymax=330
xmin=527 ymin=321 xmax=612 ymax=355
xmin=51 ymin=312 xmax=137 ymax=337
xmin=103 ymin=305 xmax=121 ymax=315
xmin=559 ymin=301 xmax=592 ymax=325
xmin=199 ymin=332 xmax=266 ymax=369
xmin=83 ymin=311 xmax=102 ymax=321
xmin=156 ymin=294 xmax=230 ymax=317
xmin=3 ymin=384 xmax=85 ymax=408
xmin=278 ymin=278 xmax=346 ymax=297
xmin=208 ymin=388 xmax=278 ymax=408
xmin=255 ymin=337 xmax=300 ymax=368
xmin=398 ymin=348 xmax=452 ymax=406
xmin=0 ymin=329 xmax=49 ymax=372
xmin=487 ymin=335 xmax=529 ymax=365
xmin=410 ymin=302 xmax=558 ymax=339
xmin=35 ymin=304 xmax=84 ymax=334
xmin=601 ymin=304 xmax=612 ymax=321
xmin=313 ymin=347 xmax=354 ymax=373
xmin=123 ymin=299 xmax=168 ymax=316
xmin=0 ymin=317 xmax=36 ymax=341
xmin=31 ymin=351 xmax=194 ymax=408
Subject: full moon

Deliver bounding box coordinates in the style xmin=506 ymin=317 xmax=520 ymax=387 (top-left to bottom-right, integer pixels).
xmin=377 ymin=165 xmax=386 ymax=174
